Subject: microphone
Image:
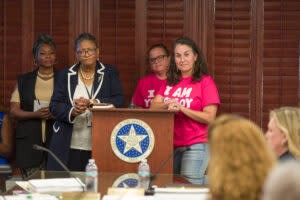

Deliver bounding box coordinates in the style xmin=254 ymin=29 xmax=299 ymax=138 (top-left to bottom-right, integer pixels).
xmin=144 ymin=146 xmax=190 ymax=195
xmin=32 ymin=144 xmax=86 ymax=191
xmin=33 ymin=144 xmax=70 ymax=172
xmin=149 ymin=146 xmax=190 ymax=181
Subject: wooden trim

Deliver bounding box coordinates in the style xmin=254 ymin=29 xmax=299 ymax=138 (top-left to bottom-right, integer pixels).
xmin=21 ymin=0 xmax=34 ymax=73
xmin=200 ymin=0 xmax=208 ymax=59
xmin=68 ymin=0 xmax=76 ymax=64
xmin=207 ymin=0 xmax=215 ymax=75
xmin=92 ymin=0 xmax=100 ymax=51
xmin=183 ymin=0 xmax=209 ymax=61
xmin=251 ymin=0 xmax=263 ymax=126
xmin=299 ymin=39 xmax=300 ymax=107
xmin=135 ymin=0 xmax=147 ymax=80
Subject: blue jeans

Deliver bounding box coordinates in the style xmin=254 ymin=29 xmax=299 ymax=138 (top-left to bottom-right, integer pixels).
xmin=173 ymin=143 xmax=209 ymax=184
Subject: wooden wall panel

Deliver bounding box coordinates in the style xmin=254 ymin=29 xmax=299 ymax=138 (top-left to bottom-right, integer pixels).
xmin=0 ymin=0 xmax=22 ymax=107
xmin=97 ymin=0 xmax=136 ymax=106
xmin=213 ymin=0 xmax=253 ymax=118
xmin=262 ymin=0 xmax=300 ymax=129
xmin=0 ymin=0 xmax=4 ymax=106
xmin=51 ymin=0 xmax=69 ymax=70
xmin=146 ymin=0 xmax=184 ymax=75
xmin=0 ymin=0 xmax=299 ymax=127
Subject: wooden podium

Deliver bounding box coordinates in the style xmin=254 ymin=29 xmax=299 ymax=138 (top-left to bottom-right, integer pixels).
xmin=91 ymin=108 xmax=174 ymax=174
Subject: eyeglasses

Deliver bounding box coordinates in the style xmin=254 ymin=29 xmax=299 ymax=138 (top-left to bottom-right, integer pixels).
xmin=76 ymin=48 xmax=97 ymax=56
xmin=149 ymin=55 xmax=167 ymax=64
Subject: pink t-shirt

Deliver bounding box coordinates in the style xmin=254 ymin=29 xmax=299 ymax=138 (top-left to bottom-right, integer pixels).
xmin=133 ymin=73 xmax=167 ymax=108
xmin=157 ymin=75 xmax=220 ymax=147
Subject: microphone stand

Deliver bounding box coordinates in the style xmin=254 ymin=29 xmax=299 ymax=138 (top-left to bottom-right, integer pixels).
xmin=145 ymin=146 xmax=190 ymax=195
xmin=32 ymin=144 xmax=86 ymax=192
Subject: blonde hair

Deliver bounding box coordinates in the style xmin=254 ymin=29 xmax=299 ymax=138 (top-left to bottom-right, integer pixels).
xmin=270 ymin=107 xmax=300 ymax=159
xmin=208 ymin=114 xmax=276 ymax=200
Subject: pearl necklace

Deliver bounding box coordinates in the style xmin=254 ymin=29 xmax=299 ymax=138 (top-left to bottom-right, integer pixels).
xmin=38 ymin=71 xmax=54 ymax=78
xmin=80 ymin=67 xmax=95 ymax=80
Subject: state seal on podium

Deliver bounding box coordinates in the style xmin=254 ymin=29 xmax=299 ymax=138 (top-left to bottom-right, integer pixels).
xmin=110 ymin=119 xmax=155 ymax=163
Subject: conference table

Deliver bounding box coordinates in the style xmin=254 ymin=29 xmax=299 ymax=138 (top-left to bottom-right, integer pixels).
xmin=6 ymin=170 xmax=194 ymax=196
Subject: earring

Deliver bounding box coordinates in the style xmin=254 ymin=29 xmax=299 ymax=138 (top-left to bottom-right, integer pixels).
xmin=281 ymin=140 xmax=287 ymax=146
xmin=33 ymin=60 xmax=38 ymax=66
xmin=54 ymin=60 xmax=58 ymax=65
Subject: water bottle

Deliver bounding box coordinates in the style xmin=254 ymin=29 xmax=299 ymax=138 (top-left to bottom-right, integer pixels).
xmin=85 ymin=159 xmax=98 ymax=192
xmin=138 ymin=159 xmax=150 ymax=189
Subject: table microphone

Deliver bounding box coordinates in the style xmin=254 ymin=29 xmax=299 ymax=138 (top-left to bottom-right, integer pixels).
xmin=32 ymin=144 xmax=70 ymax=172
xmin=149 ymin=146 xmax=190 ymax=181
xmin=32 ymin=144 xmax=86 ymax=191
xmin=144 ymin=146 xmax=191 ymax=195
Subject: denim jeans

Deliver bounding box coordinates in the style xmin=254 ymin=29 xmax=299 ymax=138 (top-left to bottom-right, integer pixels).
xmin=173 ymin=143 xmax=209 ymax=184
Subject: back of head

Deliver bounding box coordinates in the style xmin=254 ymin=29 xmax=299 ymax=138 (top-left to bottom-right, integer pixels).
xmin=208 ymin=114 xmax=275 ymax=200
xmin=32 ymin=33 xmax=56 ymax=59
xmin=270 ymin=107 xmax=300 ymax=159
xmin=262 ymin=160 xmax=300 ymax=200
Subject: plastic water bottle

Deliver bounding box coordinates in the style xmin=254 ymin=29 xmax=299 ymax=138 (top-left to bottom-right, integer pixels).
xmin=85 ymin=159 xmax=98 ymax=192
xmin=138 ymin=159 xmax=150 ymax=189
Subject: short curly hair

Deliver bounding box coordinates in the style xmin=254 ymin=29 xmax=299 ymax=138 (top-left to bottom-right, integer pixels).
xmin=208 ymin=114 xmax=276 ymax=200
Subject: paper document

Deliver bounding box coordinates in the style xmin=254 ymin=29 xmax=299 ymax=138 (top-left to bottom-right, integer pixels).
xmin=0 ymin=194 xmax=58 ymax=200
xmin=28 ymin=178 xmax=85 ymax=193
xmin=33 ymin=100 xmax=49 ymax=111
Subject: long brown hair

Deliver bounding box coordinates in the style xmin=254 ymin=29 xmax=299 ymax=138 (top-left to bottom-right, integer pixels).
xmin=167 ymin=37 xmax=208 ymax=85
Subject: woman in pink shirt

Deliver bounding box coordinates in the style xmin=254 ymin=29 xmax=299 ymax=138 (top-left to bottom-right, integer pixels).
xmin=133 ymin=44 xmax=170 ymax=108
xmin=151 ymin=37 xmax=220 ymax=183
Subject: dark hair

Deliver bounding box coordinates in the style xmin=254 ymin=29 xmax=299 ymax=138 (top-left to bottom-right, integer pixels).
xmin=74 ymin=33 xmax=98 ymax=50
xmin=148 ymin=43 xmax=169 ymax=58
xmin=32 ymin=34 xmax=56 ymax=59
xmin=167 ymin=37 xmax=208 ymax=85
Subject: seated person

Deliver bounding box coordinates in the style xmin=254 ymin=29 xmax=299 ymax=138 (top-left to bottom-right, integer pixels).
xmin=133 ymin=44 xmax=170 ymax=108
xmin=262 ymin=160 xmax=300 ymax=200
xmin=0 ymin=102 xmax=14 ymax=179
xmin=208 ymin=114 xmax=275 ymax=200
xmin=265 ymin=107 xmax=300 ymax=160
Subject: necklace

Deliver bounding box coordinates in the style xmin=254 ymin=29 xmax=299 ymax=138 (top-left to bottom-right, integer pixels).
xmin=38 ymin=70 xmax=54 ymax=78
xmin=80 ymin=67 xmax=95 ymax=80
